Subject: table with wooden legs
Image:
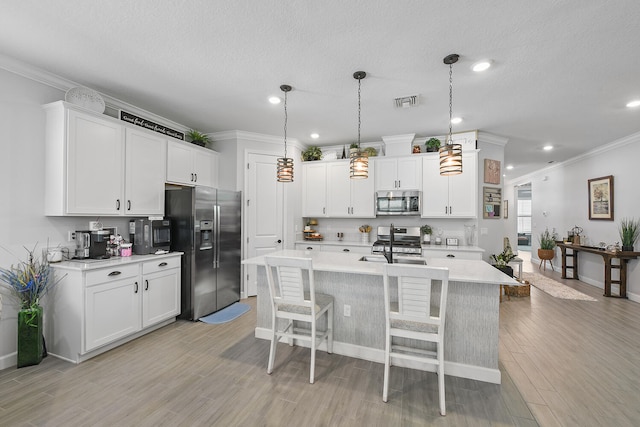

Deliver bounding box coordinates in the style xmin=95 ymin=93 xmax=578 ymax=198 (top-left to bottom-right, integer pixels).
xmin=556 ymin=242 xmax=640 ymax=298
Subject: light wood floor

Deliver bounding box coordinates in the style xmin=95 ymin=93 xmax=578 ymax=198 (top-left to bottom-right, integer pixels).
xmin=1 ymin=259 xmax=638 ymax=426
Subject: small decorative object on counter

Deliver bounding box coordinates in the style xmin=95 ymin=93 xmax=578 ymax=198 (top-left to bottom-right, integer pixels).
xmin=420 ymin=224 xmax=432 ymax=244
xmin=120 ymin=243 xmax=133 ymax=257
xmin=359 ymin=224 xmax=371 ymax=243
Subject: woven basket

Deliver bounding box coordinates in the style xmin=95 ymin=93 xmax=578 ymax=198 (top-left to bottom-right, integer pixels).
xmin=505 ymin=283 xmax=531 ymax=297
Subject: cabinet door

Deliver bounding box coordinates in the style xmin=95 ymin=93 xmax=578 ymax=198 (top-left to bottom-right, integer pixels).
xmin=350 ymin=159 xmax=376 ymax=217
xmin=142 ymin=268 xmax=180 ymax=327
xmin=396 ymin=157 xmax=422 ymax=190
xmin=85 ymin=278 xmax=141 ymax=352
xmin=67 ymin=110 xmax=124 ymax=214
xmin=166 ymin=140 xmax=195 ymax=185
xmin=448 ymin=152 xmax=477 ymax=217
xmin=194 ymin=148 xmax=217 ymax=188
xmin=421 ymin=155 xmax=450 ymax=217
xmin=125 ymin=128 xmax=166 ymax=215
xmin=374 ymin=158 xmax=399 ymax=190
xmin=326 ymin=162 xmax=351 ymax=217
xmin=302 ymin=162 xmax=327 ymax=217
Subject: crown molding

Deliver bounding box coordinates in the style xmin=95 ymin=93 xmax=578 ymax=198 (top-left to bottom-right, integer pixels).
xmin=478 ymin=131 xmax=508 ymax=147
xmin=210 ymin=130 xmax=303 ymax=150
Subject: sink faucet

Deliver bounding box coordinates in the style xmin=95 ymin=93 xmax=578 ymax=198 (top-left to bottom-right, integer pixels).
xmin=383 ymin=223 xmax=394 ymax=264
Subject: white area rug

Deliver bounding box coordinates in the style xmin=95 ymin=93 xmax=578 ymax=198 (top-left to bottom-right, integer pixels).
xmin=522 ymin=272 xmax=597 ymax=301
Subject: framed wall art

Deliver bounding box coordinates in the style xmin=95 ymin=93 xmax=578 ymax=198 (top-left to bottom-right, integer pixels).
xmin=588 ymin=175 xmax=614 ymax=220
xmin=484 ymin=159 xmax=501 ymax=184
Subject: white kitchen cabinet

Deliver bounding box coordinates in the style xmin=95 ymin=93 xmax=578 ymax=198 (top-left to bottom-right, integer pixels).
xmin=125 ymin=128 xmax=167 ymax=215
xmin=320 ymin=244 xmax=372 ymax=255
xmin=295 ymin=243 xmax=323 ymax=251
xmin=141 ymin=257 xmax=180 ymax=328
xmin=46 ymin=253 xmax=182 ymax=363
xmin=44 ymin=101 xmax=168 ymax=216
xmin=374 ymin=157 xmax=422 ymax=191
xmin=326 ymin=160 xmax=376 ymax=217
xmin=422 ymin=151 xmax=478 ymax=218
xmin=302 ymin=162 xmax=328 ymax=217
xmin=166 ymin=140 xmax=218 ymax=188
xmin=422 ymin=248 xmax=483 ymax=260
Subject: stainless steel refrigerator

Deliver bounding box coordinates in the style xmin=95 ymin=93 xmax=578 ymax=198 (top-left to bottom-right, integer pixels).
xmin=165 ymin=186 xmax=242 ymax=320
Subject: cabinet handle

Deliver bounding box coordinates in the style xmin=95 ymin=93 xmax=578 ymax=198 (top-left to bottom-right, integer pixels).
xmin=398 ymin=180 xmax=401 ymax=188
xmin=445 ymin=206 xmax=448 ymax=214
xmin=449 ymin=206 xmax=452 ymax=214
xmin=447 ymin=254 xmax=455 ymax=258
xmin=343 ymin=249 xmax=350 ymax=252
xmin=127 ymin=200 xmax=131 ymax=211
xmin=306 ymin=247 xmax=313 ymax=250
xmin=194 ymin=173 xmax=198 ymax=182
xmin=159 ymin=262 xmax=168 ymax=267
xmin=134 ymin=281 xmax=139 ymax=293
xmin=116 ymin=199 xmax=120 ymax=210
xmin=145 ymin=279 xmax=149 ymax=290
xmin=108 ymin=271 xmax=122 ymax=276
xmin=191 ymin=173 xmax=195 ymax=181
xmin=323 ymin=207 xmax=325 ymax=214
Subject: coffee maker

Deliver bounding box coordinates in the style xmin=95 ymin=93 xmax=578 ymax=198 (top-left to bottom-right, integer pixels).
xmin=75 ymin=229 xmax=111 ymax=259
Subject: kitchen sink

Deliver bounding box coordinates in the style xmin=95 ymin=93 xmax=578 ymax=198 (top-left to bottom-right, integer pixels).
xmin=358 ymin=255 xmax=427 ymax=265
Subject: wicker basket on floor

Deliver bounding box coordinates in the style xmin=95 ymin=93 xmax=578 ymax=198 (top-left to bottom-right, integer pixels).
xmin=505 ymin=280 xmax=531 ymax=297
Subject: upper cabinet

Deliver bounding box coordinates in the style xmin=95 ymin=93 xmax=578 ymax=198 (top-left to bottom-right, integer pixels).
xmin=302 ymin=162 xmax=328 ymax=217
xmin=374 ymin=157 xmax=422 ymax=191
xmin=125 ymin=128 xmax=167 ymax=215
xmin=326 ymin=160 xmax=375 ymax=218
xmin=422 ymin=151 xmax=478 ymax=218
xmin=166 ymin=140 xmax=218 ymax=188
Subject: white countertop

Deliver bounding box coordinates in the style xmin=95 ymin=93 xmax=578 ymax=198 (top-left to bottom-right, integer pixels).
xmin=295 ymin=239 xmax=485 ymax=253
xmin=49 ymin=252 xmax=183 ymax=271
xmin=243 ymin=249 xmax=516 ymax=285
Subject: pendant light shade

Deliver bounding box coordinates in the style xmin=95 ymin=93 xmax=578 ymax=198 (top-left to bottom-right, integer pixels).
xmin=439 ymin=54 xmax=463 ymax=176
xmin=350 ymin=71 xmax=368 ymax=179
xmin=277 ymin=84 xmax=294 ymax=182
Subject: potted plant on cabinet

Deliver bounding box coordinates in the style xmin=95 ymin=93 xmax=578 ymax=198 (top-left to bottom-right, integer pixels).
xmin=490 ymin=247 xmax=517 ymax=277
xmin=186 ymin=129 xmax=210 ymax=147
xmin=420 ymin=224 xmax=433 ymax=244
xmin=0 ymin=246 xmax=63 ymax=367
xmin=538 ymin=228 xmax=558 ymax=263
xmin=619 ymin=217 xmax=640 ymax=252
xmin=425 ymin=137 xmax=441 ymax=152
xmin=302 ymin=146 xmax=322 ymax=161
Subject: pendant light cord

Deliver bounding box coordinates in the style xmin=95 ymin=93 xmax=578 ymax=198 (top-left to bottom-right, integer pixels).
xmin=357 ymin=77 xmax=361 ymax=148
xmin=448 ymin=62 xmax=453 ymax=146
xmin=283 ymin=89 xmax=288 ymax=158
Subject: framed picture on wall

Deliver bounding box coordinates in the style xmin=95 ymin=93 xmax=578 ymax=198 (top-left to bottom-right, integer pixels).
xmin=588 ymin=175 xmax=614 ymax=220
xmin=484 ymin=159 xmax=501 ymax=184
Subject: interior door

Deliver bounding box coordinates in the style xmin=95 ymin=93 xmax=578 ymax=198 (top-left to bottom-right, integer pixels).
xmin=246 ymin=153 xmax=283 ymax=296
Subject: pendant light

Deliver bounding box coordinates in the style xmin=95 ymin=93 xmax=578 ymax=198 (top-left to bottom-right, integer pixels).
xmin=277 ymin=84 xmax=294 ymax=182
xmin=350 ymin=71 xmax=368 ymax=179
xmin=439 ymin=54 xmax=463 ymax=176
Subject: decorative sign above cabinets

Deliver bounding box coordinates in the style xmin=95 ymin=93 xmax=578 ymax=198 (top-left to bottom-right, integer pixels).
xmin=120 ymin=110 xmax=184 ymax=140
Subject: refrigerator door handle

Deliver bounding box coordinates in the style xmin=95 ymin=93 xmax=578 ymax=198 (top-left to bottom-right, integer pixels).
xmin=214 ymin=205 xmax=221 ymax=268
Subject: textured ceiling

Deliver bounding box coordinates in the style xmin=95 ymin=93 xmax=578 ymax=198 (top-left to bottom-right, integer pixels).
xmin=1 ymin=0 xmax=639 ymax=179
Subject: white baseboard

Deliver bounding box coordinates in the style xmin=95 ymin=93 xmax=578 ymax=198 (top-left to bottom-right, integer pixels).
xmin=255 ymin=327 xmax=501 ymax=384
xmin=0 ymin=352 xmax=16 ymax=371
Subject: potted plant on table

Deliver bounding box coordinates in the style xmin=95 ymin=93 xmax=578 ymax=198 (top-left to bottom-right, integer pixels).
xmin=619 ymin=217 xmax=640 ymax=252
xmin=186 ymin=129 xmax=210 ymax=147
xmin=0 ymin=245 xmax=62 ymax=367
xmin=420 ymin=224 xmax=433 ymax=244
xmin=425 ymin=137 xmax=441 ymax=152
xmin=490 ymin=247 xmax=517 ymax=277
xmin=538 ymin=228 xmax=558 ymax=262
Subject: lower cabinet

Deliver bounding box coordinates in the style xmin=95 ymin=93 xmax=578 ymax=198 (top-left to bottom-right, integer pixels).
xmin=47 ymin=254 xmax=181 ymax=363
xmin=421 ymin=249 xmax=483 ymax=260
xmin=295 ymin=242 xmax=372 ymax=254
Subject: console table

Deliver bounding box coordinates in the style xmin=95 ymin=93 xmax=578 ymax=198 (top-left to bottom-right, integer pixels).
xmin=556 ymin=242 xmax=640 ymax=298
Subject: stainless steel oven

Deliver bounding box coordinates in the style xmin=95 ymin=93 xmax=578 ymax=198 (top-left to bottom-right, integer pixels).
xmin=375 ymin=191 xmax=421 ymax=216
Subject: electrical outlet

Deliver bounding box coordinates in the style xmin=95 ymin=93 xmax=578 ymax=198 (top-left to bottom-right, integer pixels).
xmin=67 ymin=231 xmax=75 ymax=241
xmin=343 ymin=304 xmax=351 ymax=317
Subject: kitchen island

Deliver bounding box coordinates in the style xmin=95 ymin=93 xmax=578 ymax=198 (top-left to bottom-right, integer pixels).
xmin=243 ymin=249 xmax=517 ymax=384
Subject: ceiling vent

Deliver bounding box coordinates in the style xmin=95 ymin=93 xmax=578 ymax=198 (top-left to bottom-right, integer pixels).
xmin=394 ymin=95 xmax=419 ymax=108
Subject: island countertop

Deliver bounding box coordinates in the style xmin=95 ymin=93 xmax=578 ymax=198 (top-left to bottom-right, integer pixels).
xmin=242 ymin=249 xmax=516 ymax=285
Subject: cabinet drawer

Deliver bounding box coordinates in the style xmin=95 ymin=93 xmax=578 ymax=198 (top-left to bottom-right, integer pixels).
xmin=142 ymin=256 xmax=181 ymax=275
xmin=295 ymin=243 xmax=322 ymax=251
xmin=86 ymin=264 xmax=139 ymax=286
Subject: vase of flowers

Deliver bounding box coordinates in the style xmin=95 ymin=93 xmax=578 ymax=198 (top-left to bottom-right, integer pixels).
xmin=490 ymin=247 xmax=517 ymax=277
xmin=0 ymin=246 xmax=61 ymax=367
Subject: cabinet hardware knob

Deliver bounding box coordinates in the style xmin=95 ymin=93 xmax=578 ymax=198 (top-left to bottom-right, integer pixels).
xmin=134 ymin=281 xmax=139 ymax=293
xmin=306 ymin=247 xmax=313 ymax=250
xmin=343 ymin=249 xmax=350 ymax=252
xmin=145 ymin=279 xmax=149 ymax=290
xmin=108 ymin=271 xmax=121 ymax=276
xmin=116 ymin=199 xmax=120 ymax=210
xmin=127 ymin=200 xmax=131 ymax=211
xmin=276 ymin=239 xmax=282 ymax=244
xmin=446 ymin=254 xmax=455 ymax=258
xmin=159 ymin=262 xmax=168 ymax=267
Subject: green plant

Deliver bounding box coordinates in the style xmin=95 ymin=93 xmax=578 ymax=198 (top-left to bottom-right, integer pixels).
xmin=490 ymin=247 xmax=516 ymax=267
xmin=425 ymin=137 xmax=441 ymax=150
xmin=363 ymin=146 xmax=378 ymax=157
xmin=619 ymin=217 xmax=640 ymax=248
xmin=302 ymin=146 xmax=322 ymax=161
xmin=186 ymin=129 xmax=210 ymax=146
xmin=539 ymin=228 xmax=558 ymax=250
xmin=349 ymin=143 xmax=359 ymax=149
xmin=420 ymin=224 xmax=432 ymax=235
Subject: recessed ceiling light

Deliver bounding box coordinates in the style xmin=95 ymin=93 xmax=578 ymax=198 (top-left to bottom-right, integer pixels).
xmin=506 ymin=165 xmax=514 ymax=170
xmin=310 ymin=133 xmax=319 ymax=139
xmin=543 ymin=145 xmax=553 ymax=151
xmin=268 ymin=96 xmax=281 ymax=104
xmin=450 ymin=117 xmax=462 ymax=124
xmin=472 ymin=60 xmax=492 ymax=72
xmin=626 ymin=100 xmax=640 ymax=108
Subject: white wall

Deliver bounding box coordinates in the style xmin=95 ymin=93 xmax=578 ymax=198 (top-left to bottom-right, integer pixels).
xmin=507 ymin=132 xmax=640 ymax=301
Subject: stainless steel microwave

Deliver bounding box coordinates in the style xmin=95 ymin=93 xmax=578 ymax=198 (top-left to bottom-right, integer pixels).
xmin=375 ymin=191 xmax=421 ymax=216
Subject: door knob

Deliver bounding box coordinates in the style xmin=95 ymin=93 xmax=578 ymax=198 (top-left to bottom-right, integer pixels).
xmin=276 ymin=239 xmax=282 ymax=244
